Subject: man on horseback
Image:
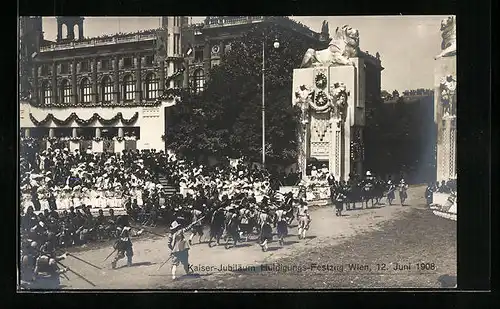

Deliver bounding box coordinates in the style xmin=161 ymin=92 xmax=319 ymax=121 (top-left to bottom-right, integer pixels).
xmin=361 ymin=171 xmax=376 ymax=208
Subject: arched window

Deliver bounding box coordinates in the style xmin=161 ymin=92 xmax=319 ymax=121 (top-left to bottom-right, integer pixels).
xmin=80 ymin=78 xmax=92 ymax=103
xmin=101 ymin=76 xmax=113 ymax=103
xmin=60 ymin=79 xmax=72 ymax=103
xmin=145 ymin=73 xmax=158 ymax=100
xmin=193 ymin=69 xmax=205 ymax=93
xmin=41 ymin=81 xmax=52 ymax=104
xmin=123 ymin=75 xmax=136 ymax=102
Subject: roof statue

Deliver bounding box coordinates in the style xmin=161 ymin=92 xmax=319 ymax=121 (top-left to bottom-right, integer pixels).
xmin=300 ymin=25 xmax=359 ymax=68
xmin=435 ymin=16 xmax=456 ymax=60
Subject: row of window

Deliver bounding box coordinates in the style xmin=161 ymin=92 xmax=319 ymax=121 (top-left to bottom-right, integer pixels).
xmin=41 ymin=74 xmax=157 ymax=104
xmin=40 ymin=69 xmax=205 ymax=104
xmin=39 ymin=56 xmax=155 ymax=76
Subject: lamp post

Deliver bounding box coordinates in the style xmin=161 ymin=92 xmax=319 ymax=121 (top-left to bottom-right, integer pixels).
xmin=262 ymin=38 xmax=280 ymax=167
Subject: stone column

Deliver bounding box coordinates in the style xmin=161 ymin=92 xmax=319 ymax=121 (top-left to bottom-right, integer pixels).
xmin=71 ymin=60 xmax=78 ymax=104
xmin=92 ymin=58 xmax=98 ymax=103
xmin=92 ymin=128 xmax=103 ymax=153
xmin=70 ymin=128 xmax=79 ymax=152
xmin=135 ymin=55 xmax=142 ymax=103
xmin=32 ymin=65 xmax=38 ymax=103
xmin=159 ymin=60 xmax=165 ymax=95
xmin=115 ymin=127 xmax=125 ymax=154
xmin=24 ymin=128 xmax=30 ymax=138
xmin=49 ymin=128 xmax=55 ymax=138
xmin=113 ymin=56 xmax=119 ymax=103
xmin=52 ymin=62 xmax=58 ymax=103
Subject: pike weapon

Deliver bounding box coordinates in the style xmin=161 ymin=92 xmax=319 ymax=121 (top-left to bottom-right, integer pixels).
xmin=103 ymin=248 xmax=117 ymax=262
xmin=64 ymin=252 xmax=103 ymax=270
xmin=156 ymin=255 xmax=172 ymax=271
xmin=57 ymin=261 xmax=96 ymax=287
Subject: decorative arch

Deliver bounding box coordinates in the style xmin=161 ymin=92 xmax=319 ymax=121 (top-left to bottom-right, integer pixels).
xmin=97 ymin=73 xmax=114 ymax=84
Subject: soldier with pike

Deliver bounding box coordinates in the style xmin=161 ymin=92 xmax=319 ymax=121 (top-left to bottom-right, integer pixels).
xmin=165 ymin=215 xmax=205 ymax=280
xmin=111 ymin=225 xmax=133 ymax=269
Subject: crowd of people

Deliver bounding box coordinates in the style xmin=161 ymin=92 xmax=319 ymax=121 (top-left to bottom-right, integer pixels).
xmin=21 ymin=136 xmax=448 ymax=287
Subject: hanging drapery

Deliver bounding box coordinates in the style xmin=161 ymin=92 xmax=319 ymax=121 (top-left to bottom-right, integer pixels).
xmin=29 ymin=112 xmax=139 ymax=127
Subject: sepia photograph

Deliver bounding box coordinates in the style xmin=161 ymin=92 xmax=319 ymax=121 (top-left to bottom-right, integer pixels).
xmin=18 ymin=15 xmax=457 ymax=290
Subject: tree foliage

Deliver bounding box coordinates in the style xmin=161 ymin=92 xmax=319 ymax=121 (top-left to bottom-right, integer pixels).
xmin=167 ymin=22 xmax=324 ymax=165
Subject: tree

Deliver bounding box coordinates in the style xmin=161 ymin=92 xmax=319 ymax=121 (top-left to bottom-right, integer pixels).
xmin=203 ymin=22 xmax=324 ymax=164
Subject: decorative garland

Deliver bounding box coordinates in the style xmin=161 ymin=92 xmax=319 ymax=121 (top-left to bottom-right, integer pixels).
xmin=309 ymin=91 xmax=331 ymax=112
xmin=29 ymin=112 xmax=139 ymax=127
xmin=32 ymin=101 xmax=162 ymax=108
xmin=315 ymin=73 xmax=327 ymax=90
xmin=315 ymin=91 xmax=329 ymax=107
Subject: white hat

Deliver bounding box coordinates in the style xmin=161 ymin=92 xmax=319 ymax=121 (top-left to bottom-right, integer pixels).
xmin=170 ymin=221 xmax=180 ymax=230
xmin=366 ymin=171 xmax=372 ymax=176
xmin=387 ymin=180 xmax=392 ymax=184
xmin=400 ymin=179 xmax=405 ymax=183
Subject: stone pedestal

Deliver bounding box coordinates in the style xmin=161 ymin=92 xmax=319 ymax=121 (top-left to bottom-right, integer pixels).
xmin=293 ymin=62 xmax=365 ymax=181
xmin=115 ymin=140 xmax=125 ymax=154
xmin=434 ymin=55 xmax=457 ymax=182
xmin=92 ymin=140 xmax=103 ymax=153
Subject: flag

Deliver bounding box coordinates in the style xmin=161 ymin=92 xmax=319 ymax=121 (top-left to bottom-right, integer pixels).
xmin=155 ymin=30 xmax=167 ymax=62
xmin=185 ymin=45 xmax=193 ymax=57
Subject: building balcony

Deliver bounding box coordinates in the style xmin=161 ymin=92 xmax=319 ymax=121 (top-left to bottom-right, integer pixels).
xmin=40 ymin=33 xmax=157 ymax=52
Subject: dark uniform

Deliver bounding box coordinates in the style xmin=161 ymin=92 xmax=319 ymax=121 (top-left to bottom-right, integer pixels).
xmin=111 ymin=226 xmax=133 ymax=269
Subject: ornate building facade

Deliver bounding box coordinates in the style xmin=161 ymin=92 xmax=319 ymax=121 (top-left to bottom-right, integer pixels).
xmin=19 ymin=16 xmax=383 ymax=154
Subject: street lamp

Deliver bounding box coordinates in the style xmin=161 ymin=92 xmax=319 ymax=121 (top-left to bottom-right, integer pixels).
xmin=262 ymin=37 xmax=280 ymax=167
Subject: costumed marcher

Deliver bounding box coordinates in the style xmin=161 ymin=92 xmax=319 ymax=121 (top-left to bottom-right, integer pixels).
xmin=32 ymin=239 xmax=68 ymax=288
xmin=333 ymin=189 xmax=346 ymax=216
xmin=274 ymin=205 xmax=288 ymax=246
xmin=386 ymin=180 xmax=396 ymax=205
xmin=188 ymin=206 xmax=204 ymax=245
xmin=296 ymin=199 xmax=311 ymax=240
xmin=425 ymin=183 xmax=434 ymax=206
xmin=399 ymin=178 xmax=409 ymax=205
xmin=258 ymin=208 xmax=273 ymax=252
xmin=111 ymin=225 xmax=133 ymax=269
xmin=168 ymin=221 xmax=192 ymax=280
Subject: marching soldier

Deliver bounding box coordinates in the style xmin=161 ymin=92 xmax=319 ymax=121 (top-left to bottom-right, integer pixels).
xmin=274 ymin=205 xmax=288 ymax=246
xmin=399 ymin=178 xmax=409 ymax=205
xmin=386 ymin=180 xmax=396 ymax=205
xmin=168 ymin=221 xmax=192 ymax=280
xmin=425 ymin=183 xmax=434 ymax=206
xmin=258 ymin=208 xmax=273 ymax=252
xmin=296 ymin=199 xmax=311 ymax=240
xmin=333 ymin=189 xmax=346 ymax=216
xmin=111 ymin=225 xmax=133 ymax=269
xmin=188 ymin=205 xmax=204 ymax=245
